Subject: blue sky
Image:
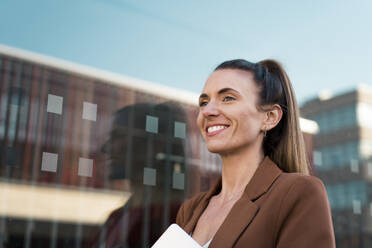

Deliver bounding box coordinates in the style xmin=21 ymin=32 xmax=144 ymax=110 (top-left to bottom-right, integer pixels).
xmin=1 ymin=0 xmax=371 ymax=104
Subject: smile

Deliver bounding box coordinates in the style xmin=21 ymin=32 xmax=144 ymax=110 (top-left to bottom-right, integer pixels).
xmin=206 ymin=125 xmax=229 ymax=136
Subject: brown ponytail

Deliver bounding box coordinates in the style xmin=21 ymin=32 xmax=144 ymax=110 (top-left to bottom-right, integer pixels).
xmin=258 ymin=60 xmax=309 ymax=174
xmin=215 ymin=59 xmax=309 ymax=174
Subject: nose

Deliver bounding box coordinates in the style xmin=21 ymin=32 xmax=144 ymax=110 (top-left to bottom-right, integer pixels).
xmin=201 ymin=101 xmax=219 ymax=118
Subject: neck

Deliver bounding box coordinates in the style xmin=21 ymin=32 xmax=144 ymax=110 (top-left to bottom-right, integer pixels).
xmin=218 ymin=144 xmax=265 ymax=202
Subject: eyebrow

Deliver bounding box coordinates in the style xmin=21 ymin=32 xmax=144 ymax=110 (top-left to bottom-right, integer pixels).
xmin=199 ymin=87 xmax=240 ymax=100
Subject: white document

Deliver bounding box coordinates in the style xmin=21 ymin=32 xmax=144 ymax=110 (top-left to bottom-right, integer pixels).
xmin=152 ymin=224 xmax=202 ymax=248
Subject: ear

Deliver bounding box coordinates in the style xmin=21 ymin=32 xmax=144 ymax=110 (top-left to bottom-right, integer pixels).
xmin=261 ymin=104 xmax=283 ymax=131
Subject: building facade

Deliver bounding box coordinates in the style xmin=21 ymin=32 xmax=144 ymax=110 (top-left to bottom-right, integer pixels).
xmin=301 ymin=85 xmax=372 ymax=248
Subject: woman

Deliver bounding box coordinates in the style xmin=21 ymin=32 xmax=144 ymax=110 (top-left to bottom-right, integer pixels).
xmin=176 ymin=59 xmax=335 ymax=247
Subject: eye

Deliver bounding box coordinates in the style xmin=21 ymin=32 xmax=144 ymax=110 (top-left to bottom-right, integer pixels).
xmin=223 ymin=96 xmax=235 ymax=102
xmin=199 ymin=101 xmax=208 ymax=107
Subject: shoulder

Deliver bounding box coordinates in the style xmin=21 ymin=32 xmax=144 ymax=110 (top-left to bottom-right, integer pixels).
xmin=276 ymin=172 xmax=327 ymax=197
xmin=274 ymin=173 xmax=331 ymax=226
xmin=262 ymin=172 xmax=330 ymax=218
xmin=273 ymin=174 xmax=335 ymax=246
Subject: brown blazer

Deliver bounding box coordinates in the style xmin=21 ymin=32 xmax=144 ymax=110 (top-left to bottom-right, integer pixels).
xmin=176 ymin=156 xmax=335 ymax=247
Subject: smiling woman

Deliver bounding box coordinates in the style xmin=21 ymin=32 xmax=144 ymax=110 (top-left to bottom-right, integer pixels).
xmin=197 ymin=69 xmax=270 ymax=157
xmin=176 ymin=59 xmax=336 ymax=248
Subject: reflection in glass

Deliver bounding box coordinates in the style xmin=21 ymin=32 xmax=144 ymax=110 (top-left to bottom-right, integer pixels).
xmin=91 ymin=102 xmax=188 ymax=247
xmin=0 ymin=48 xmax=221 ymax=248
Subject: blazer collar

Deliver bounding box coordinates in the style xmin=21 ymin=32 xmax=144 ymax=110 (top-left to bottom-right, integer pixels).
xmin=186 ymin=156 xmax=282 ymax=248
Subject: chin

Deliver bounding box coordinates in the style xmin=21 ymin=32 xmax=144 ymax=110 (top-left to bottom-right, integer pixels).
xmin=206 ymin=141 xmax=251 ymax=156
xmin=206 ymin=143 xmax=231 ymax=154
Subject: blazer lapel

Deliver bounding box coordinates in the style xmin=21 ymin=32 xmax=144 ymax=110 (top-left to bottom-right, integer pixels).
xmin=210 ymin=156 xmax=282 ymax=248
xmin=210 ymin=195 xmax=259 ymax=248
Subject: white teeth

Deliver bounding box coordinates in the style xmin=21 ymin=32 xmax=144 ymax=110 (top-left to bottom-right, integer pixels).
xmin=207 ymin=125 xmax=227 ymax=133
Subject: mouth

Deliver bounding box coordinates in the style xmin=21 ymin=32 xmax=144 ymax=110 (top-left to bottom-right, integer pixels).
xmin=206 ymin=124 xmax=229 ymax=136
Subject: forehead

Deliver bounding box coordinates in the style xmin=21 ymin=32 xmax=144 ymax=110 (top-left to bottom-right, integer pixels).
xmin=202 ymin=69 xmax=258 ymax=95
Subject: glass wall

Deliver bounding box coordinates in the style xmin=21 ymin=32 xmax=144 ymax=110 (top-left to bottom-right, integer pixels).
xmin=0 ymin=53 xmax=221 ymax=247
xmin=311 ymin=104 xmax=357 ymax=134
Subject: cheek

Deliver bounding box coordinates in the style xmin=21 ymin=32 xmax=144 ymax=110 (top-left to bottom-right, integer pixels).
xmin=240 ymin=110 xmax=263 ymax=130
xmin=196 ymin=112 xmax=203 ymax=132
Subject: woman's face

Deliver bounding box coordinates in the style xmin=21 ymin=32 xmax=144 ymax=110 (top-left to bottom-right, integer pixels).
xmin=197 ymin=69 xmax=266 ymax=155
